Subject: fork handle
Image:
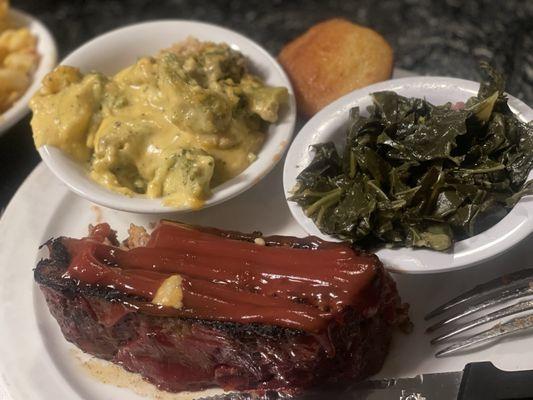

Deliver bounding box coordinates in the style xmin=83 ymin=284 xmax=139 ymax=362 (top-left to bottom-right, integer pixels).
xmin=458 ymin=362 xmax=533 ymax=400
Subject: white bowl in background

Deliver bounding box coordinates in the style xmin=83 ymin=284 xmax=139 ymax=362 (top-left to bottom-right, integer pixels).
xmin=283 ymin=76 xmax=533 ymax=273
xmin=37 ymin=20 xmax=296 ymax=213
xmin=0 ymin=8 xmax=57 ymax=135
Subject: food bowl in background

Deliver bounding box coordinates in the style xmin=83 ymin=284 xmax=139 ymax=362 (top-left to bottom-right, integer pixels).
xmin=0 ymin=8 xmax=57 ymax=136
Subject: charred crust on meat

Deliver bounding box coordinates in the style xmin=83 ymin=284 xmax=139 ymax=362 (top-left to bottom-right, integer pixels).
xmin=34 ymin=227 xmax=400 ymax=341
xmin=35 ymin=239 xmax=308 ymax=340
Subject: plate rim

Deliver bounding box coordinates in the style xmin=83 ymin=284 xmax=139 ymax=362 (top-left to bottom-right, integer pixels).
xmin=0 ymin=164 xmax=83 ymax=400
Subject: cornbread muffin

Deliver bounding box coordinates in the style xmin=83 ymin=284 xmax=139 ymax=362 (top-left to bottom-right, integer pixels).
xmin=279 ymin=18 xmax=393 ymax=116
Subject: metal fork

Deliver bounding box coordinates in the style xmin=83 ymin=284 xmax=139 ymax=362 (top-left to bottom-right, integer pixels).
xmin=425 ymin=268 xmax=533 ymax=357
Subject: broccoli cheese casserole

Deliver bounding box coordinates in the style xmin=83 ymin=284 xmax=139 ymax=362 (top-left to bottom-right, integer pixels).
xmin=30 ymin=38 xmax=288 ymax=208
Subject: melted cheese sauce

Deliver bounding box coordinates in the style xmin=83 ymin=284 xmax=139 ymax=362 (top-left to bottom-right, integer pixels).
xmin=31 ymin=39 xmax=287 ymax=208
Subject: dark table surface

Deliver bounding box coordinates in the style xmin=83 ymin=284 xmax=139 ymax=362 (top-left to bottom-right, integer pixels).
xmin=1 ymin=0 xmax=532 ymax=212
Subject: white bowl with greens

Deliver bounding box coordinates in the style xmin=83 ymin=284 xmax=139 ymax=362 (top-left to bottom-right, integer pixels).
xmin=284 ymin=70 xmax=533 ymax=273
xmin=35 ymin=20 xmax=295 ymax=213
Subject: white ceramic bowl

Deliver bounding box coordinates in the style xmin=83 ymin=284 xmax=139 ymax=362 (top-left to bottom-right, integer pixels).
xmin=0 ymin=8 xmax=57 ymax=135
xmin=38 ymin=20 xmax=296 ymax=213
xmin=283 ymin=76 xmax=533 ymax=273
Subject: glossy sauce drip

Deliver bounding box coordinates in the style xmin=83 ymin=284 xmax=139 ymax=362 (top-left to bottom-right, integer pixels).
xmin=63 ymin=221 xmax=381 ymax=333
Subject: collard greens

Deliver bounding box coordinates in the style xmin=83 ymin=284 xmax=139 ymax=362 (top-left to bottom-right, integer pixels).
xmin=290 ymin=64 xmax=533 ymax=251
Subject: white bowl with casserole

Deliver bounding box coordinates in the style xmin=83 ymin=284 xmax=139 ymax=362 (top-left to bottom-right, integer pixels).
xmin=33 ymin=20 xmax=296 ymax=213
xmin=283 ymin=76 xmax=533 ymax=273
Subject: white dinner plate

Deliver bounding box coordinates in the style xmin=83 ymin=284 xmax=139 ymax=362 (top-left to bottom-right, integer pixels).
xmin=283 ymin=76 xmax=533 ymax=274
xmin=0 ymin=162 xmax=532 ymax=399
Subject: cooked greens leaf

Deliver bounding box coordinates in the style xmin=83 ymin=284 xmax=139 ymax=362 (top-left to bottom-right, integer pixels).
xmin=477 ymin=61 xmax=506 ymax=101
xmin=290 ymin=64 xmax=533 ymax=251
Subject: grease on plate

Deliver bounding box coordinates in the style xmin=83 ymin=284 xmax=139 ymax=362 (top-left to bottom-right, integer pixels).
xmin=90 ymin=204 xmax=103 ymax=224
xmin=72 ymin=348 xmax=224 ymax=400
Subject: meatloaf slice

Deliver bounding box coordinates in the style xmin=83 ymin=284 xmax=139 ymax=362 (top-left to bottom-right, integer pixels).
xmin=34 ymin=221 xmax=409 ymax=394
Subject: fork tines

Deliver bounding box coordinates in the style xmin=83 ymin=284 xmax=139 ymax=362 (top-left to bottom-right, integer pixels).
xmin=425 ymin=268 xmax=533 ymax=357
